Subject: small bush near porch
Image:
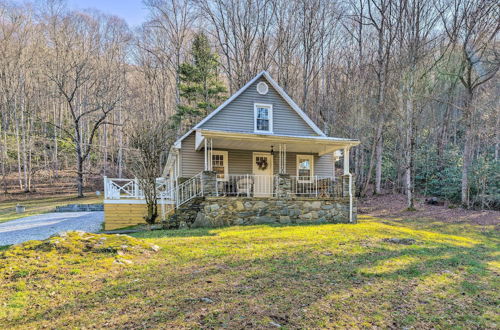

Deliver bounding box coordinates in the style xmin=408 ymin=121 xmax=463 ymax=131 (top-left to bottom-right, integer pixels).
xmin=1 ymin=215 xmax=498 ymax=328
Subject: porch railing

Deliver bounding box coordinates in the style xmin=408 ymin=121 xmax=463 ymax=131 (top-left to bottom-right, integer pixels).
xmin=215 ymin=174 xmax=341 ymax=198
xmin=104 ymin=173 xmax=343 ymax=208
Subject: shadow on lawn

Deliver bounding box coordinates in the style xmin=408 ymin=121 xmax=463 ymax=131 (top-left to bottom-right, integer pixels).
xmin=5 ymin=215 xmax=497 ymax=328
xmin=130 ymin=227 xmax=218 ymax=238
xmin=18 ymin=223 xmax=498 ymax=329
xmin=129 ymin=222 xmax=344 ymax=239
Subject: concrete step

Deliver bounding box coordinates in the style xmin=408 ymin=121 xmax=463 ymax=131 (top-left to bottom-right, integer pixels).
xmin=55 ymin=204 xmax=104 ymax=212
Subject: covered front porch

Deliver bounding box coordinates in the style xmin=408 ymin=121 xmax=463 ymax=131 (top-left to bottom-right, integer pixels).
xmin=102 ymin=129 xmax=359 ymax=229
xmin=184 ymin=129 xmax=358 ymax=198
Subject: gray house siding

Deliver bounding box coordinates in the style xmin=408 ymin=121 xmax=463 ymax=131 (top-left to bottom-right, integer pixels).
xmin=199 ymin=77 xmax=318 ymax=136
xmin=179 ymin=132 xmax=335 ymax=178
xmin=179 ymin=133 xmax=204 ymax=177
xmin=314 ymin=153 xmax=335 ymax=177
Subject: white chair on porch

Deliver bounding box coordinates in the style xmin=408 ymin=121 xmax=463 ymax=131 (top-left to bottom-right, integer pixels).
xmin=236 ymin=177 xmax=253 ymax=197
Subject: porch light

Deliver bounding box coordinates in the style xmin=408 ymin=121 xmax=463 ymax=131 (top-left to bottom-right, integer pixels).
xmin=270 ymin=145 xmax=274 ymax=155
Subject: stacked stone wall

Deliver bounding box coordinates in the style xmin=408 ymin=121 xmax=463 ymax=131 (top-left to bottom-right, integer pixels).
xmin=170 ymin=197 xmax=357 ymax=228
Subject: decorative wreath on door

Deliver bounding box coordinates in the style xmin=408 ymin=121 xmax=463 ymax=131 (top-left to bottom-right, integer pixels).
xmin=256 ymin=158 xmax=268 ymax=170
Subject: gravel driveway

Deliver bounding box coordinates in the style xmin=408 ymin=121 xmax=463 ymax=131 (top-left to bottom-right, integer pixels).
xmin=0 ymin=212 xmax=104 ymax=246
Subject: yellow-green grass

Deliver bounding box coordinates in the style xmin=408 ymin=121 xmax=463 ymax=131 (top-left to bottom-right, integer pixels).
xmin=0 ymin=194 xmax=103 ymax=223
xmin=0 ymin=216 xmax=498 ymax=328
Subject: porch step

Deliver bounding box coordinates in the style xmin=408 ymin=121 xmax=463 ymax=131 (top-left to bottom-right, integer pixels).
xmin=165 ymin=197 xmax=204 ymax=229
xmin=55 ymin=204 xmax=104 ymax=212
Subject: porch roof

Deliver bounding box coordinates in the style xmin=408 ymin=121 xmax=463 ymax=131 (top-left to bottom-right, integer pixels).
xmin=196 ymin=129 xmax=360 ymax=155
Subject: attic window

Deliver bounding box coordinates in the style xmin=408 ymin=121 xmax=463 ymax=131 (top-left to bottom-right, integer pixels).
xmin=254 ymin=103 xmax=273 ymax=133
xmin=256 ymin=82 xmax=269 ymax=95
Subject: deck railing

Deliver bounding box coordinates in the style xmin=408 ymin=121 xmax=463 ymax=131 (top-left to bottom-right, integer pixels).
xmin=104 ymin=177 xmax=173 ymax=200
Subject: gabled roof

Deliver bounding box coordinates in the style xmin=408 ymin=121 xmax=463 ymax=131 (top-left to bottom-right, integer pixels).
xmin=174 ymin=71 xmax=326 ymax=147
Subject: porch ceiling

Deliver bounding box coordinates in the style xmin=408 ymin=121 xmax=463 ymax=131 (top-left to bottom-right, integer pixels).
xmin=196 ymin=129 xmax=359 ymax=155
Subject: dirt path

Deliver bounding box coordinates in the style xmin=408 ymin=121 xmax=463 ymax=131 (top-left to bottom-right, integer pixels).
xmin=359 ymin=194 xmax=499 ymax=226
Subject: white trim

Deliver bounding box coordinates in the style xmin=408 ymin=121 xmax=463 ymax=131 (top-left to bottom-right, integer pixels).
xmin=195 ymin=130 xmax=205 ymax=150
xmin=296 ymin=154 xmax=314 ymax=183
xmin=254 ymin=103 xmax=273 ymax=133
xmin=173 ymin=70 xmax=329 ymax=146
xmin=211 ymin=150 xmax=229 ymax=181
xmin=199 ymin=129 xmax=360 ymax=146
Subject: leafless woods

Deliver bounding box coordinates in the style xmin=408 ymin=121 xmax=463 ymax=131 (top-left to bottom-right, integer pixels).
xmin=0 ymin=0 xmax=498 ymax=208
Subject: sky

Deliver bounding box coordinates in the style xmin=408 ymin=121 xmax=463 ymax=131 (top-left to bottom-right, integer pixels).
xmin=13 ymin=0 xmax=149 ymax=28
xmin=66 ymin=0 xmax=148 ymax=27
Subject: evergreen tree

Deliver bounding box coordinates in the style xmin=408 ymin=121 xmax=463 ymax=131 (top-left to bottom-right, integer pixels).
xmin=173 ymin=33 xmax=226 ymax=133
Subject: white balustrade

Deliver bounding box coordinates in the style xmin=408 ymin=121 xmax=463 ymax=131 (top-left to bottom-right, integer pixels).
xmin=103 ymin=174 xmax=340 ymax=208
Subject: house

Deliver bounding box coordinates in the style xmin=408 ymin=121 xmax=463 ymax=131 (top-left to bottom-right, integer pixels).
xmin=103 ymin=71 xmax=360 ymax=230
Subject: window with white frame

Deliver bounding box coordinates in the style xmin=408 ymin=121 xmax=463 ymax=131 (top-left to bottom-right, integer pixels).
xmin=212 ymin=150 xmax=228 ymax=181
xmin=254 ymin=103 xmax=273 ymax=133
xmin=296 ymin=155 xmax=314 ymax=182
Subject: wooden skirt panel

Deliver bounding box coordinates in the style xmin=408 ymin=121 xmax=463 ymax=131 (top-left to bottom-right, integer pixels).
xmin=104 ymin=203 xmax=173 ymax=230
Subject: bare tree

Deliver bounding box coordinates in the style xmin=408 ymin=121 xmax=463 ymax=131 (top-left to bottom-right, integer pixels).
xmin=198 ymin=0 xmax=276 ymax=91
xmin=397 ymin=0 xmax=440 ymax=208
xmin=358 ymin=0 xmax=401 ymax=196
xmin=42 ymin=9 xmax=129 ymax=196
xmin=128 ymin=120 xmax=174 ymax=228
xmin=439 ymin=0 xmax=499 ymax=207
xmin=144 ymin=0 xmax=195 ymax=106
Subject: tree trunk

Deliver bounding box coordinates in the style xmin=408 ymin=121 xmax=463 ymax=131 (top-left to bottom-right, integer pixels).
xmin=375 ymin=133 xmax=383 ymax=194
xmin=76 ymin=143 xmax=84 ymax=198
xmin=461 ymin=93 xmax=473 ymax=208
xmin=361 ymin=119 xmax=383 ymax=196
xmin=14 ymin=99 xmax=23 ymax=191
xmin=0 ymin=129 xmax=7 ymax=193
xmin=404 ymin=94 xmax=414 ymax=209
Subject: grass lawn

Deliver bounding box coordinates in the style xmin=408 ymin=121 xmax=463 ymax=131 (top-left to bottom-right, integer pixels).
xmin=0 ymin=215 xmax=498 ymax=328
xmin=0 ymin=194 xmax=103 ymax=223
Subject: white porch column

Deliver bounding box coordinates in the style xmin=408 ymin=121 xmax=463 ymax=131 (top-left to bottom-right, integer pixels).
xmin=204 ymin=139 xmax=208 ymax=171
xmin=343 ymin=147 xmax=350 ymax=175
xmin=343 ymin=146 xmax=353 ymax=223
xmin=203 ymin=138 xmax=214 ymax=171
xmin=278 ymin=143 xmax=287 ymax=174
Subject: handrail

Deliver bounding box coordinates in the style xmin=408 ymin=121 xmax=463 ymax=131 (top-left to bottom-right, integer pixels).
xmin=172 ymin=172 xmax=203 ymax=208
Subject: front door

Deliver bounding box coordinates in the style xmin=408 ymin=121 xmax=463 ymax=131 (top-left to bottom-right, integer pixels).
xmin=252 ymin=152 xmax=274 ymax=197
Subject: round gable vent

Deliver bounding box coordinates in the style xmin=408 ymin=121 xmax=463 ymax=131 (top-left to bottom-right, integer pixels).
xmin=256 ymin=81 xmax=269 ymax=95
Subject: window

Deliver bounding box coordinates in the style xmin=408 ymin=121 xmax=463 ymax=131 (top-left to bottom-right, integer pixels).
xmin=254 ymin=103 xmax=273 ymax=133
xmin=296 ymin=155 xmax=314 ymax=182
xmin=212 ymin=150 xmax=228 ymax=181
xmin=256 ymin=82 xmax=269 ymax=95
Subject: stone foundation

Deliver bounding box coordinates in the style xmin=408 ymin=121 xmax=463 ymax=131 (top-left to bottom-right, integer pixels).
xmin=168 ymin=197 xmax=357 ymax=228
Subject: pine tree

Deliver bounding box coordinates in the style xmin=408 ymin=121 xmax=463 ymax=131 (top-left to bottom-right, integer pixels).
xmin=173 ymin=33 xmax=226 ymax=133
